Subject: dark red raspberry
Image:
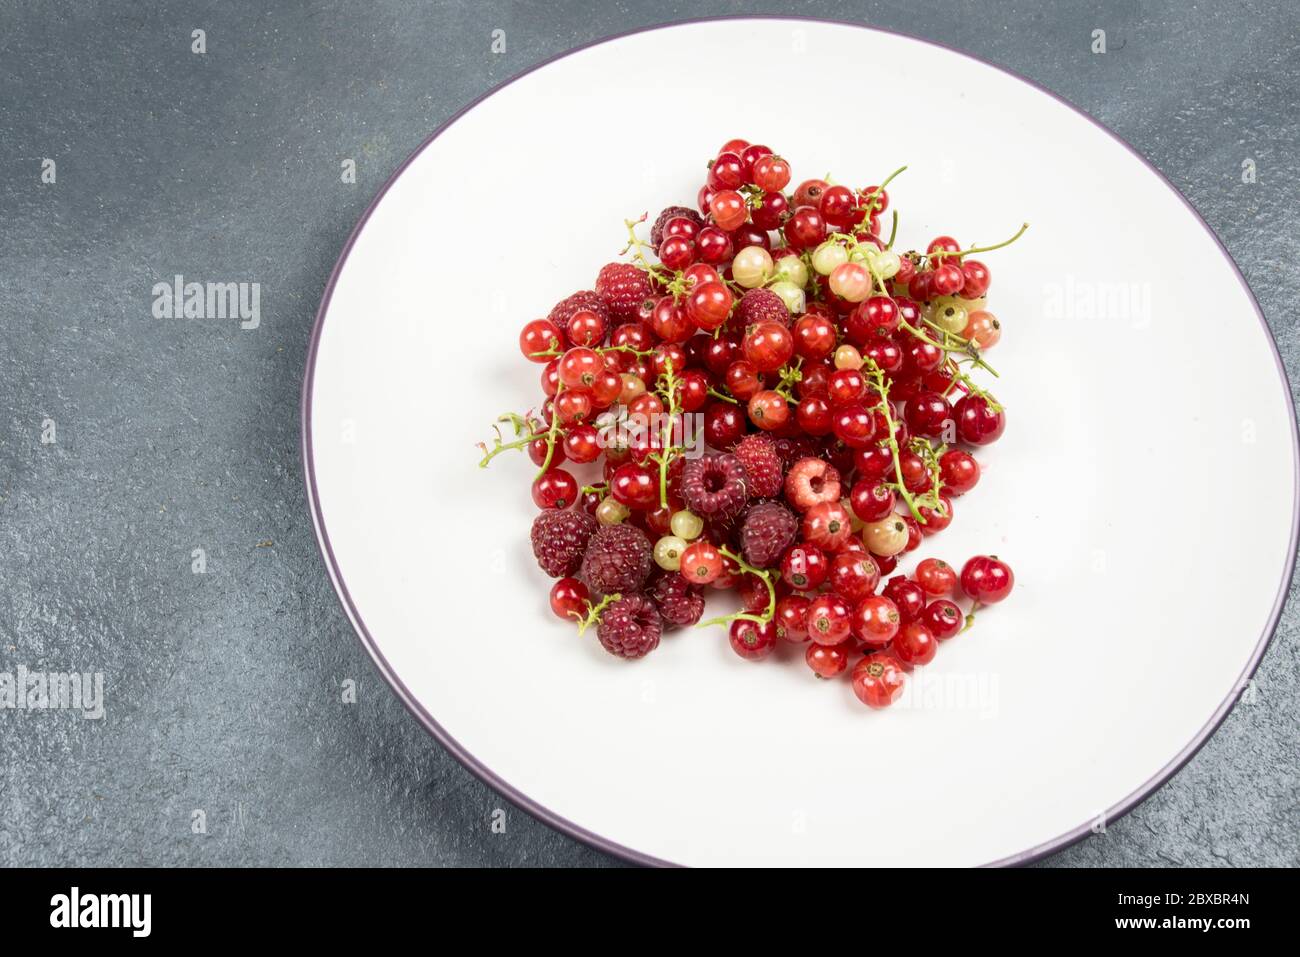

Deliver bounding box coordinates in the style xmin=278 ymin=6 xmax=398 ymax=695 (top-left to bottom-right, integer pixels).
xmin=580 ymin=524 xmax=653 ymax=596
xmin=680 ymin=453 xmax=749 ymax=520
xmin=530 ymin=509 xmax=597 ymax=578
xmin=649 ymin=572 xmax=705 ymax=628
xmin=547 ymin=290 xmax=611 ymax=336
xmin=597 ymin=594 xmax=662 ymax=659
xmin=732 ymin=433 xmax=783 ymax=499
xmin=739 ymin=501 xmax=799 ymax=568
xmin=650 ymin=206 xmax=704 ymax=248
xmin=595 ymin=262 xmax=652 ymax=323
xmin=733 ymin=287 xmax=791 ymax=329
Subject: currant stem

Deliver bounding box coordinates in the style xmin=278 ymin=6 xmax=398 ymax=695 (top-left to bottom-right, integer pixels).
xmin=961 ymin=601 xmax=983 ymax=634
xmin=477 ymin=412 xmax=548 ymax=469
xmin=960 ymin=222 xmax=1029 ymax=258
xmin=695 ymin=547 xmax=777 ymax=628
xmin=862 ymin=358 xmax=925 ymax=524
xmin=535 ymin=381 xmax=565 ymax=478
xmin=576 ymin=593 xmax=620 ymax=636
xmin=654 ymin=356 xmax=684 ymax=510
xmin=706 ymin=386 xmax=738 ymax=405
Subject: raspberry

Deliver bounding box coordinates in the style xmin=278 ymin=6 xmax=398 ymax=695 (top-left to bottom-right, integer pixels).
xmin=547 ymin=290 xmax=611 ymax=336
xmin=650 ymin=205 xmax=704 ymax=248
xmin=680 ymin=453 xmax=749 ymax=520
xmin=597 ymin=594 xmax=662 ymax=659
xmin=739 ymin=501 xmax=799 ymax=568
xmin=731 ymin=433 xmax=783 ymax=498
xmin=649 ymin=572 xmax=705 ymax=628
xmin=530 ymin=509 xmax=597 ymax=578
xmin=580 ymin=524 xmax=653 ymax=596
xmin=595 ymin=262 xmax=652 ymax=323
xmin=734 ymin=287 xmax=791 ymax=329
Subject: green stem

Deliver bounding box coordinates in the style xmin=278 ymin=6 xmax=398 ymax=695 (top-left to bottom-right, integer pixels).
xmin=862 ymin=359 xmax=924 ymax=523
xmin=696 ymin=548 xmax=777 ymax=628
xmin=577 ymin=593 xmax=621 ymax=636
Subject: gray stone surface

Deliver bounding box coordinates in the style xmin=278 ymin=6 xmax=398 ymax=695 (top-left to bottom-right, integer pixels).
xmin=0 ymin=0 xmax=1296 ymax=867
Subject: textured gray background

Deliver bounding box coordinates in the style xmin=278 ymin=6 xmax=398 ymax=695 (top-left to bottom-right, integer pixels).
xmin=1 ymin=0 xmax=1296 ymax=867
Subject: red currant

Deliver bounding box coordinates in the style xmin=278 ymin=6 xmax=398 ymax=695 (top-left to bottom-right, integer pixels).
xmin=806 ymin=593 xmax=852 ymax=645
xmin=852 ymin=652 xmax=906 ymax=709
xmin=914 ymin=558 xmax=957 ymax=596
xmin=954 ymin=395 xmax=1006 ymax=445
xmin=852 ymin=595 xmax=900 ymax=648
xmin=806 ymin=641 xmax=850 ymax=679
xmin=923 ymin=599 xmax=963 ymax=640
xmin=520 ymin=319 xmax=562 ymax=362
xmin=850 ymin=479 xmax=896 ymax=522
xmin=748 ymin=390 xmax=790 ymax=431
xmin=729 ymin=618 xmax=779 ymax=660
xmin=959 ymin=555 xmax=1015 ymax=603
xmin=679 ymin=541 xmax=723 ymax=584
xmin=882 ymin=576 xmax=927 ymax=623
xmin=742 ymin=320 xmax=794 ymax=372
xmin=531 ymin=468 xmax=578 ymax=510
xmin=891 ymin=621 xmax=937 ymax=669
xmin=549 ymin=578 xmax=590 ymax=621
xmin=775 ymin=595 xmax=811 ymax=643
xmin=752 ymin=154 xmax=792 ymax=192
xmin=780 ymin=543 xmax=828 ymax=590
xmin=828 ymin=551 xmax=880 ymax=603
xmin=939 ymin=449 xmax=980 ymax=496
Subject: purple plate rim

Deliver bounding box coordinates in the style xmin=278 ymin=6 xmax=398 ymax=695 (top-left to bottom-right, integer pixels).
xmin=300 ymin=14 xmax=1300 ymax=868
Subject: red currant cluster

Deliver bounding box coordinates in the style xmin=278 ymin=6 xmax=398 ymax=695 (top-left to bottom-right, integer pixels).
xmin=480 ymin=138 xmax=1023 ymax=709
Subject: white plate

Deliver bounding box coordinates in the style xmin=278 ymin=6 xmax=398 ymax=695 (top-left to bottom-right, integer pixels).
xmin=302 ymin=18 xmax=1298 ymax=866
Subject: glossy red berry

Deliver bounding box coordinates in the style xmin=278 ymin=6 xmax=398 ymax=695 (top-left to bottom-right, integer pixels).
xmin=806 ymin=593 xmax=852 ymax=646
xmin=610 ymin=462 xmax=659 ymax=510
xmin=780 ymin=544 xmax=828 ymax=590
xmin=818 ymin=184 xmax=859 ymax=227
xmin=923 ymin=599 xmax=964 ymax=640
xmin=796 ymin=395 xmax=833 ymax=435
xmin=752 ymin=154 xmax=792 ymax=192
xmin=703 ymin=400 xmax=746 ymax=449
xmin=748 ymin=390 xmax=791 ymax=431
xmin=852 ymin=652 xmax=907 ymax=709
xmin=904 ymin=391 xmax=952 ymax=438
xmin=549 ymin=578 xmax=590 ymax=621
xmin=960 ymin=555 xmax=1015 ymax=603
xmin=558 ymin=347 xmax=602 ymax=389
xmin=783 ymin=205 xmax=826 ymax=250
xmin=520 ymin=319 xmax=562 ymax=362
xmin=914 ymin=558 xmax=957 ymax=596
xmin=743 ymin=320 xmax=794 ymax=372
xmin=918 ymin=495 xmax=954 ymax=535
xmin=680 ymin=541 xmax=724 ymax=584
xmin=686 ymin=281 xmax=733 ymax=331
xmin=531 ymin=469 xmax=578 ymax=510
xmin=891 ymin=622 xmax=937 ymax=669
xmin=729 ymin=618 xmax=779 ymax=660
xmin=850 ymin=480 xmax=896 ymax=523
xmin=954 ymin=395 xmax=1006 ymax=445
xmin=806 ymin=641 xmax=850 ymax=679
xmin=882 ymin=576 xmax=927 ymax=623
xmin=710 ymin=190 xmax=747 ymax=231
xmin=939 ymin=449 xmax=980 ymax=496
xmin=802 ymin=500 xmax=853 ymax=552
xmin=828 ymin=551 xmax=880 ymax=603
xmin=852 ymin=595 xmax=900 ymax=649
xmin=775 ymin=595 xmax=811 ymax=643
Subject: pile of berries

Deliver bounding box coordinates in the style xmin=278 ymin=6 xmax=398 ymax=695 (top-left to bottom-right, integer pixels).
xmin=479 ymin=138 xmax=1022 ymax=709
